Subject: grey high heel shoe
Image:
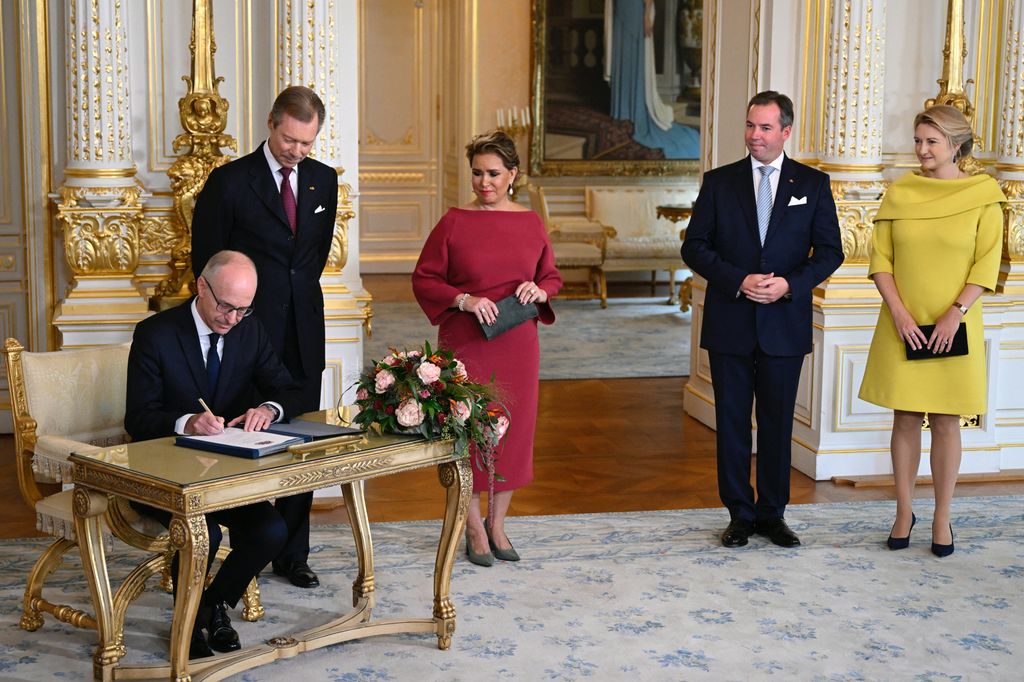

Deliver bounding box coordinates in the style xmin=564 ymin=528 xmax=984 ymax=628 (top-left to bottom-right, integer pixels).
xmin=465 ymin=527 xmax=494 ymax=567
xmin=485 ymin=518 xmax=520 ymax=562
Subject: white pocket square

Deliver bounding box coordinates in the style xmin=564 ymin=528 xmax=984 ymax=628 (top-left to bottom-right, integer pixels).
xmin=314 ymin=205 xmax=326 ymax=214
xmin=788 ymin=196 xmax=807 ymax=206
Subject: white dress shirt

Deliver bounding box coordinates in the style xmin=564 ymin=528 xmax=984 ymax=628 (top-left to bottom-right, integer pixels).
xmin=263 ymin=141 xmax=299 ymax=197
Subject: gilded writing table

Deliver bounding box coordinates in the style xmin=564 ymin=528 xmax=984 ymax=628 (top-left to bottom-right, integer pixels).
xmin=70 ymin=421 xmax=470 ymax=682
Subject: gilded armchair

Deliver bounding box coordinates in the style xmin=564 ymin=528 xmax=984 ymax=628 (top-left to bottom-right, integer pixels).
xmin=2 ymin=338 xmax=264 ymax=640
xmin=527 ymin=182 xmax=612 ymax=307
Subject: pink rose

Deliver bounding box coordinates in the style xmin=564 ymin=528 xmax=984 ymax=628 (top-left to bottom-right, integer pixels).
xmin=407 ymin=350 xmax=423 ymax=359
xmin=396 ymin=399 xmax=425 ymax=427
xmin=382 ymin=355 xmax=401 ymax=367
xmin=416 ymin=361 xmax=441 ymax=384
xmin=374 ymin=369 xmax=396 ymax=393
xmin=420 ymin=389 xmax=430 ymax=399
xmin=496 ymin=414 xmax=510 ymax=438
xmin=452 ymin=359 xmax=468 ymax=381
xmin=356 ymin=387 xmax=369 ymax=401
xmin=452 ymin=400 xmax=471 ymax=423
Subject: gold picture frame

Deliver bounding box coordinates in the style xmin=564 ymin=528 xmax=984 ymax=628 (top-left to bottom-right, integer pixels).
xmin=530 ymin=0 xmax=702 ymax=177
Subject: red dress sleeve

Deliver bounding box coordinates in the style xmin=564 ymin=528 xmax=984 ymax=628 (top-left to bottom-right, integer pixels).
xmin=412 ymin=211 xmax=463 ymax=325
xmin=532 ymin=215 xmax=563 ymax=325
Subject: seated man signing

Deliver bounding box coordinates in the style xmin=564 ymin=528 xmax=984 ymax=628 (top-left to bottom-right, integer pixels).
xmin=125 ymin=249 xmax=302 ymax=659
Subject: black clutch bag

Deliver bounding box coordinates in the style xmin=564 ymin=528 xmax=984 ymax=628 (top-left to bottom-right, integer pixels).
xmin=480 ymin=295 xmax=539 ymax=340
xmin=904 ymin=323 xmax=968 ymax=360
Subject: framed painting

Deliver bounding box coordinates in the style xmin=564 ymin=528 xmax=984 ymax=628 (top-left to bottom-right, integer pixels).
xmin=530 ymin=0 xmax=702 ymax=177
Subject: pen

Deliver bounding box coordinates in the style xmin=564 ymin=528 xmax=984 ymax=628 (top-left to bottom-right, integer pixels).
xmin=198 ymin=397 xmax=213 ymax=415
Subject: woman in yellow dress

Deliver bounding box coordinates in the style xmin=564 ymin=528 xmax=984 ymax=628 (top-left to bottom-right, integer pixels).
xmin=859 ymin=105 xmax=1005 ymax=557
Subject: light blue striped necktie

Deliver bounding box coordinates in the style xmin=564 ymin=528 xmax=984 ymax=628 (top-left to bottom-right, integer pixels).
xmin=756 ymin=165 xmax=775 ymax=246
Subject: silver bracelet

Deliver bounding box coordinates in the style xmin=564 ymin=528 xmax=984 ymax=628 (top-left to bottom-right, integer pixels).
xmin=458 ymin=293 xmax=470 ymax=311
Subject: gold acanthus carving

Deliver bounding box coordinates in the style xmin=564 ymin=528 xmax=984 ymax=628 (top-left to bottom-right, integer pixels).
xmin=153 ymin=0 xmax=238 ymax=308
xmin=326 ymin=176 xmax=355 ymax=273
xmin=137 ymin=214 xmax=178 ymax=256
xmin=73 ymin=466 xmax=176 ymax=509
xmin=835 ymin=201 xmax=880 ymax=263
xmin=56 ymin=185 xmax=144 ymax=276
xmin=1001 ymin=180 xmax=1024 ymax=261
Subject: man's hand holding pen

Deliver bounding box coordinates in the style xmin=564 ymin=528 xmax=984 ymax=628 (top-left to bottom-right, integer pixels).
xmin=187 ymin=398 xmax=226 ymax=435
xmin=186 ymin=397 xmax=276 ymax=435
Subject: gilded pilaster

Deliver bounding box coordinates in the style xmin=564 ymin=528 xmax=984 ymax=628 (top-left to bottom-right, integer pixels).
xmin=996 ymin=0 xmax=1024 ymax=292
xmin=53 ymin=0 xmax=150 ymax=348
xmin=820 ymin=0 xmax=887 ymax=268
xmin=277 ymin=0 xmax=366 ymax=410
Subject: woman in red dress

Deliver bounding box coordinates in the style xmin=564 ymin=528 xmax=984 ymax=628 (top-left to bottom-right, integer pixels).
xmin=412 ymin=131 xmax=562 ymax=566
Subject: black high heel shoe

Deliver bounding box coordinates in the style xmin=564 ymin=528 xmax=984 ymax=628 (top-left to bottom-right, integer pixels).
xmin=931 ymin=524 xmax=954 ymax=558
xmin=886 ymin=513 xmax=916 ymax=550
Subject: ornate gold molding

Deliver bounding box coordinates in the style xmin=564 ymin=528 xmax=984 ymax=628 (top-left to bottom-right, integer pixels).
xmin=55 ymin=185 xmax=144 ymax=277
xmin=359 ymin=171 xmax=427 ymax=184
xmin=326 ymin=175 xmax=356 ymax=273
xmin=153 ymin=0 xmax=238 ymax=309
xmin=834 ymin=200 xmax=880 ymax=263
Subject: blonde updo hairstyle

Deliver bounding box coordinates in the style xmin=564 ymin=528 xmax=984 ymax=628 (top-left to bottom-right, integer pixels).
xmin=914 ymin=105 xmax=974 ymax=162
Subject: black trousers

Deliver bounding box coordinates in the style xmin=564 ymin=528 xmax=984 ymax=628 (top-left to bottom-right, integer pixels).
xmin=274 ymin=317 xmax=321 ymax=565
xmin=133 ymin=501 xmax=288 ymax=608
xmin=708 ymin=348 xmax=805 ymax=524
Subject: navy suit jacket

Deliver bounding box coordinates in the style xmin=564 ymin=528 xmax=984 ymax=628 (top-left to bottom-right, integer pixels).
xmin=681 ymin=155 xmax=844 ymax=356
xmin=125 ymin=301 xmax=303 ymax=442
xmin=190 ymin=143 xmax=338 ymax=379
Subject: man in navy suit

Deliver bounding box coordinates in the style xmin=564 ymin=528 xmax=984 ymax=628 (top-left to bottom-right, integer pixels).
xmin=191 ymin=86 xmax=338 ymax=588
xmin=682 ymin=91 xmax=843 ymax=548
xmin=127 ymin=250 xmax=302 ymax=658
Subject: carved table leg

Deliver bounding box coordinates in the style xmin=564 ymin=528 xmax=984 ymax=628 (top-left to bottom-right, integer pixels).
xmin=73 ymin=487 xmax=122 ymax=680
xmin=342 ymin=480 xmax=375 ymax=608
xmin=433 ymin=458 xmax=472 ymax=650
xmin=167 ymin=515 xmax=209 ymax=682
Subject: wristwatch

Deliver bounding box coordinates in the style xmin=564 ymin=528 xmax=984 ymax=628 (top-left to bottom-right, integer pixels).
xmin=952 ymin=302 xmax=969 ymax=315
xmin=262 ymin=402 xmax=281 ymax=422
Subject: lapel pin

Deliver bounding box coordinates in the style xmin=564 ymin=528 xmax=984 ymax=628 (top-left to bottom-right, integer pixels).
xmin=789 ymin=178 xmax=794 ymax=183
xmin=309 ymin=186 xmax=315 ymax=191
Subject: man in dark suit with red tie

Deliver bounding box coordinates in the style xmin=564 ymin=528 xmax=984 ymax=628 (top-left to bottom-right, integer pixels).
xmin=126 ymin=250 xmax=302 ymax=658
xmin=682 ymin=91 xmax=844 ymax=549
xmin=191 ymin=86 xmax=338 ymax=589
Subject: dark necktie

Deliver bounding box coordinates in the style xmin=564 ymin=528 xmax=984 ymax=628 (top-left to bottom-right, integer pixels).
xmin=206 ymin=332 xmax=221 ymax=392
xmin=280 ymin=166 xmax=297 ymax=234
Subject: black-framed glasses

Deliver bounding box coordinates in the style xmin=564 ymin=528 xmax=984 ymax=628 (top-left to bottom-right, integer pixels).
xmin=201 ymin=276 xmax=255 ymax=317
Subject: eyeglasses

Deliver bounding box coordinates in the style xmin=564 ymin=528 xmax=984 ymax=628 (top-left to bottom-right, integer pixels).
xmin=201 ymin=277 xmax=255 ymax=317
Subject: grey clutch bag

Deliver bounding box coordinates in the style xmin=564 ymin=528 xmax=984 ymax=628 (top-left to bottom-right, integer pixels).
xmin=480 ymin=295 xmax=539 ymax=340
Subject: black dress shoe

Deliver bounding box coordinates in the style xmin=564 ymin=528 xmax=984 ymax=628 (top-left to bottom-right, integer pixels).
xmin=721 ymin=519 xmax=756 ymax=547
xmin=189 ymin=624 xmax=213 ymax=659
xmin=273 ymin=560 xmax=320 ymax=588
xmin=756 ymin=517 xmax=801 ymax=547
xmin=204 ymin=601 xmax=241 ymax=653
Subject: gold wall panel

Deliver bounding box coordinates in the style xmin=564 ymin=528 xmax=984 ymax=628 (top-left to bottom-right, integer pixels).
xmin=0 ymin=9 xmax=10 ymax=226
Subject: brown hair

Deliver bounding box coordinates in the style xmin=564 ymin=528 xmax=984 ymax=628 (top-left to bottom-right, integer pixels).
xmin=465 ymin=130 xmax=520 ymax=171
xmin=914 ymin=105 xmax=974 ymax=160
xmin=747 ymin=91 xmax=794 ymax=129
xmin=270 ymin=86 xmax=326 ymax=129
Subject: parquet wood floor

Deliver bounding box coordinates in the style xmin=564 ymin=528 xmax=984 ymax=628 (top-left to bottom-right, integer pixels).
xmin=2 ymin=274 xmax=1019 ymax=538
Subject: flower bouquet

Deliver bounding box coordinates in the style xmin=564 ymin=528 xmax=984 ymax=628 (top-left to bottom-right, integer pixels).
xmin=352 ymin=342 xmax=509 ymax=481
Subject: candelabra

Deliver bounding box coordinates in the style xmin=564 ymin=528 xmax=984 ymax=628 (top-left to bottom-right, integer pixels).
xmin=495 ymin=106 xmax=532 ymax=138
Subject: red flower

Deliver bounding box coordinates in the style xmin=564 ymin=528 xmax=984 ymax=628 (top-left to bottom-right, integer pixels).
xmin=385 ymin=405 xmax=395 ymax=414
xmin=373 ymin=400 xmax=383 ymax=410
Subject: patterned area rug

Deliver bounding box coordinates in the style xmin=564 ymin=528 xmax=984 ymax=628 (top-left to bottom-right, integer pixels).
xmin=1 ymin=497 xmax=1021 ymax=680
xmin=365 ymin=298 xmax=691 ymax=380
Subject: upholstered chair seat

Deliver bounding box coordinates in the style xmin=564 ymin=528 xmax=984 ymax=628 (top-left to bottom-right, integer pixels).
xmin=2 ymin=338 xmax=265 ymax=636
